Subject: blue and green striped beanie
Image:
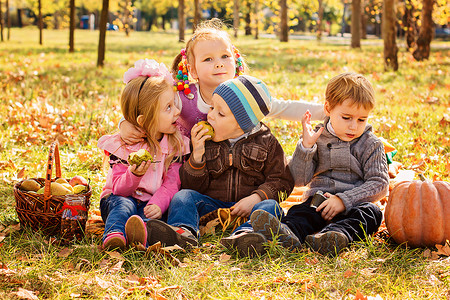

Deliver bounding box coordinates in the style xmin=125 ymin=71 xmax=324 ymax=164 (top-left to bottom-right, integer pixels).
xmin=213 ymin=75 xmax=272 ymax=133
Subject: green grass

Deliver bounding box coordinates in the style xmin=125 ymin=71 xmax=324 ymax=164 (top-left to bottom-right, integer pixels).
xmin=0 ymin=28 xmax=449 ymax=299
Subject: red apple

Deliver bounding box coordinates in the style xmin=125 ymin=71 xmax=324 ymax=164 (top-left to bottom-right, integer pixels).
xmin=69 ymin=175 xmax=88 ymax=187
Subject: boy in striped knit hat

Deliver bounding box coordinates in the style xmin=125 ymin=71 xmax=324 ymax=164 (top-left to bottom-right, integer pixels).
xmin=146 ymin=75 xmax=294 ymax=257
xmin=251 ymin=72 xmax=389 ymax=255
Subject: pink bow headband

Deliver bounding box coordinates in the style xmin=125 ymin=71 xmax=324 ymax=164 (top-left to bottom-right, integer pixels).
xmin=123 ymin=59 xmax=173 ymax=84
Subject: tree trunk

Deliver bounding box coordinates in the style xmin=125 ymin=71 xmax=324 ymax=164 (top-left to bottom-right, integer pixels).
xmin=97 ymin=0 xmax=109 ymax=67
xmin=413 ymin=0 xmax=434 ymax=60
xmin=178 ymin=0 xmax=185 ymax=42
xmin=6 ymin=0 xmax=10 ymax=40
xmin=317 ymin=0 xmax=324 ymax=40
xmin=351 ymin=0 xmax=361 ymax=48
xmin=279 ymin=0 xmax=288 ymax=42
xmin=245 ymin=1 xmax=251 ymax=35
xmin=361 ymin=0 xmax=367 ymax=39
xmin=69 ymin=0 xmax=75 ymax=53
xmin=38 ymin=0 xmax=43 ymax=45
xmin=404 ymin=0 xmax=416 ymax=50
xmin=254 ymin=0 xmax=259 ymax=39
xmin=233 ymin=0 xmax=239 ymax=38
xmin=383 ymin=0 xmax=398 ymax=70
xmin=193 ymin=0 xmax=200 ymax=31
xmin=0 ymin=0 xmax=3 ymax=42
xmin=124 ymin=0 xmax=130 ymax=36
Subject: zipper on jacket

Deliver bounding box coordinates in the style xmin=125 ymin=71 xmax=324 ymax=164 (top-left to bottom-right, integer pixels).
xmin=228 ymin=147 xmax=236 ymax=201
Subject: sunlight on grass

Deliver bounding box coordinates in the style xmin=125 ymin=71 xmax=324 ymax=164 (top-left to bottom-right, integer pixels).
xmin=0 ymin=28 xmax=449 ymax=299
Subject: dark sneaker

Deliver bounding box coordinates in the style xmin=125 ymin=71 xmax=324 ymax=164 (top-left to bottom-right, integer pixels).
xmin=305 ymin=231 xmax=349 ymax=255
xmin=220 ymin=231 xmax=267 ymax=257
xmin=103 ymin=232 xmax=126 ymax=251
xmin=250 ymin=209 xmax=302 ymax=250
xmin=125 ymin=215 xmax=147 ymax=247
xmin=146 ymin=219 xmax=198 ymax=248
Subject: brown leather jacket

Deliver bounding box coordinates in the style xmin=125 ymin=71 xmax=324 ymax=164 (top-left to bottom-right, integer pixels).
xmin=180 ymin=123 xmax=294 ymax=203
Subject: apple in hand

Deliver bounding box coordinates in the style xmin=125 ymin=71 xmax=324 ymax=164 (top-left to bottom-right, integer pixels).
xmin=69 ymin=175 xmax=88 ymax=187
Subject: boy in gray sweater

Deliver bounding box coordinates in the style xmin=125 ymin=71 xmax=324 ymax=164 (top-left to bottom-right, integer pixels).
xmin=251 ymin=72 xmax=389 ymax=255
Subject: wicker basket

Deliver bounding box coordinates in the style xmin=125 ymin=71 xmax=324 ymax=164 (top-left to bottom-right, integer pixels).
xmin=14 ymin=141 xmax=91 ymax=236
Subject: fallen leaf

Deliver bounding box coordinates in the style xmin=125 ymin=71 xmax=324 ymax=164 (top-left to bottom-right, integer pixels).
xmin=192 ymin=263 xmax=214 ymax=284
xmin=434 ymin=240 xmax=450 ymax=257
xmin=13 ymin=288 xmax=39 ymax=300
xmin=0 ymin=232 xmax=6 ymax=243
xmin=344 ymin=269 xmax=355 ymax=278
xmin=218 ymin=253 xmax=231 ymax=263
xmin=4 ymin=223 xmax=20 ymax=235
xmin=17 ymin=167 xmax=26 ymax=179
xmin=57 ymin=247 xmax=74 ymax=258
xmin=107 ymin=251 xmax=125 ymax=260
xmin=355 ymin=289 xmax=368 ymax=300
xmin=95 ymin=276 xmax=113 ymax=289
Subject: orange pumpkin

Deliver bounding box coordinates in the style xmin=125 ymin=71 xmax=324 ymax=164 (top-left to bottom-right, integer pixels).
xmin=385 ymin=180 xmax=450 ymax=247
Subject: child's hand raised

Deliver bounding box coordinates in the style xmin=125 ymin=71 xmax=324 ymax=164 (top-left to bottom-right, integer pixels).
xmin=120 ymin=120 xmax=146 ymax=145
xmin=316 ymin=193 xmax=345 ymax=221
xmin=190 ymin=123 xmax=212 ymax=163
xmin=130 ymin=160 xmax=152 ymax=176
xmin=301 ymin=110 xmax=324 ymax=148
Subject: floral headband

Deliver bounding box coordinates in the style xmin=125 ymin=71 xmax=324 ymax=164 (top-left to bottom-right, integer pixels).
xmin=123 ymin=58 xmax=173 ymax=84
xmin=175 ymin=46 xmax=245 ymax=96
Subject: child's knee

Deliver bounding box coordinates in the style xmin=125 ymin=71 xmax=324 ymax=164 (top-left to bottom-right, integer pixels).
xmin=171 ymin=189 xmax=198 ymax=206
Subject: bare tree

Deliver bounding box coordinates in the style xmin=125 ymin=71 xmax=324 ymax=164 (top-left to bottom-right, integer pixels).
xmin=97 ymin=0 xmax=109 ymax=67
xmin=254 ymin=0 xmax=259 ymax=39
xmin=38 ymin=0 xmax=43 ymax=45
xmin=317 ymin=0 xmax=324 ymax=40
xmin=193 ymin=0 xmax=201 ymax=31
xmin=351 ymin=0 xmax=361 ymax=48
xmin=245 ymin=1 xmax=251 ymax=35
xmin=6 ymin=0 xmax=9 ymax=40
xmin=361 ymin=0 xmax=367 ymax=39
xmin=0 ymin=0 xmax=3 ymax=42
xmin=383 ymin=0 xmax=398 ymax=70
xmin=69 ymin=0 xmax=75 ymax=53
xmin=413 ymin=0 xmax=434 ymax=60
xmin=233 ymin=0 xmax=239 ymax=38
xmin=178 ymin=0 xmax=185 ymax=42
xmin=279 ymin=0 xmax=288 ymax=42
xmin=404 ymin=0 xmax=417 ymax=49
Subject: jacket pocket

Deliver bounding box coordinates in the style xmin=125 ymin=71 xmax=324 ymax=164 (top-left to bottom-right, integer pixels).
xmin=204 ymin=146 xmax=225 ymax=176
xmin=240 ymin=144 xmax=268 ymax=173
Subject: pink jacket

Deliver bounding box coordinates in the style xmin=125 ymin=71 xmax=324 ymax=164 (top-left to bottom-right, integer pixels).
xmin=97 ymin=133 xmax=190 ymax=213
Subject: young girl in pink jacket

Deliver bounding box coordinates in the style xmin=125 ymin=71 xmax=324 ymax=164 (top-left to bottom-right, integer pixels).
xmin=98 ymin=59 xmax=190 ymax=250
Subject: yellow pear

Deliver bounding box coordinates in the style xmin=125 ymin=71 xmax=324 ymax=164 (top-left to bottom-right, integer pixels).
xmin=20 ymin=179 xmax=41 ymax=192
xmin=196 ymin=121 xmax=215 ymax=140
xmin=50 ymin=182 xmax=72 ymax=196
xmin=55 ymin=178 xmax=69 ymax=184
xmin=73 ymin=184 xmax=88 ymax=194
xmin=61 ymin=183 xmax=74 ymax=192
xmin=128 ymin=149 xmax=153 ymax=166
xmin=36 ymin=187 xmax=45 ymax=194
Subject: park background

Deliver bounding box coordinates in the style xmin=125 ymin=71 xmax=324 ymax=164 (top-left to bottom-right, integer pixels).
xmin=0 ymin=0 xmax=449 ymax=299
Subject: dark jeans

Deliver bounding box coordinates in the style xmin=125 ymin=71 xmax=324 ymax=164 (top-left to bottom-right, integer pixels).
xmin=168 ymin=189 xmax=284 ymax=237
xmin=282 ymin=197 xmax=382 ymax=243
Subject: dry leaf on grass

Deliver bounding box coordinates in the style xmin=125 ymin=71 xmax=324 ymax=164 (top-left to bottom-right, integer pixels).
xmin=200 ymin=218 xmax=220 ymax=236
xmin=57 ymin=247 xmax=74 ymax=258
xmin=434 ymin=240 xmax=450 ymax=257
xmin=13 ymin=288 xmax=39 ymax=300
xmin=218 ymin=253 xmax=231 ymax=263
xmin=192 ymin=263 xmax=214 ymax=284
xmin=344 ymin=269 xmax=355 ymax=278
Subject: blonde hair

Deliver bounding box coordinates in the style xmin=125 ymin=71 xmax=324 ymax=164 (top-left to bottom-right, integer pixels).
xmin=325 ymin=72 xmax=375 ymax=111
xmin=171 ymin=18 xmax=248 ymax=77
xmin=121 ymin=76 xmax=184 ymax=172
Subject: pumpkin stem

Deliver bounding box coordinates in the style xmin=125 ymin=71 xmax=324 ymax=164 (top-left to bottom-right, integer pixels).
xmin=418 ymin=173 xmax=427 ymax=182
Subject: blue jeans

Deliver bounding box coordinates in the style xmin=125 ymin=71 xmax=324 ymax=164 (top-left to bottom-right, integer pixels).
xmin=100 ymin=194 xmax=148 ymax=241
xmin=167 ymin=189 xmax=284 ymax=237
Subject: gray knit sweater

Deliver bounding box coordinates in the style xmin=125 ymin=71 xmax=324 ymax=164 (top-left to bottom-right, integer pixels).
xmin=288 ymin=117 xmax=389 ymax=213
